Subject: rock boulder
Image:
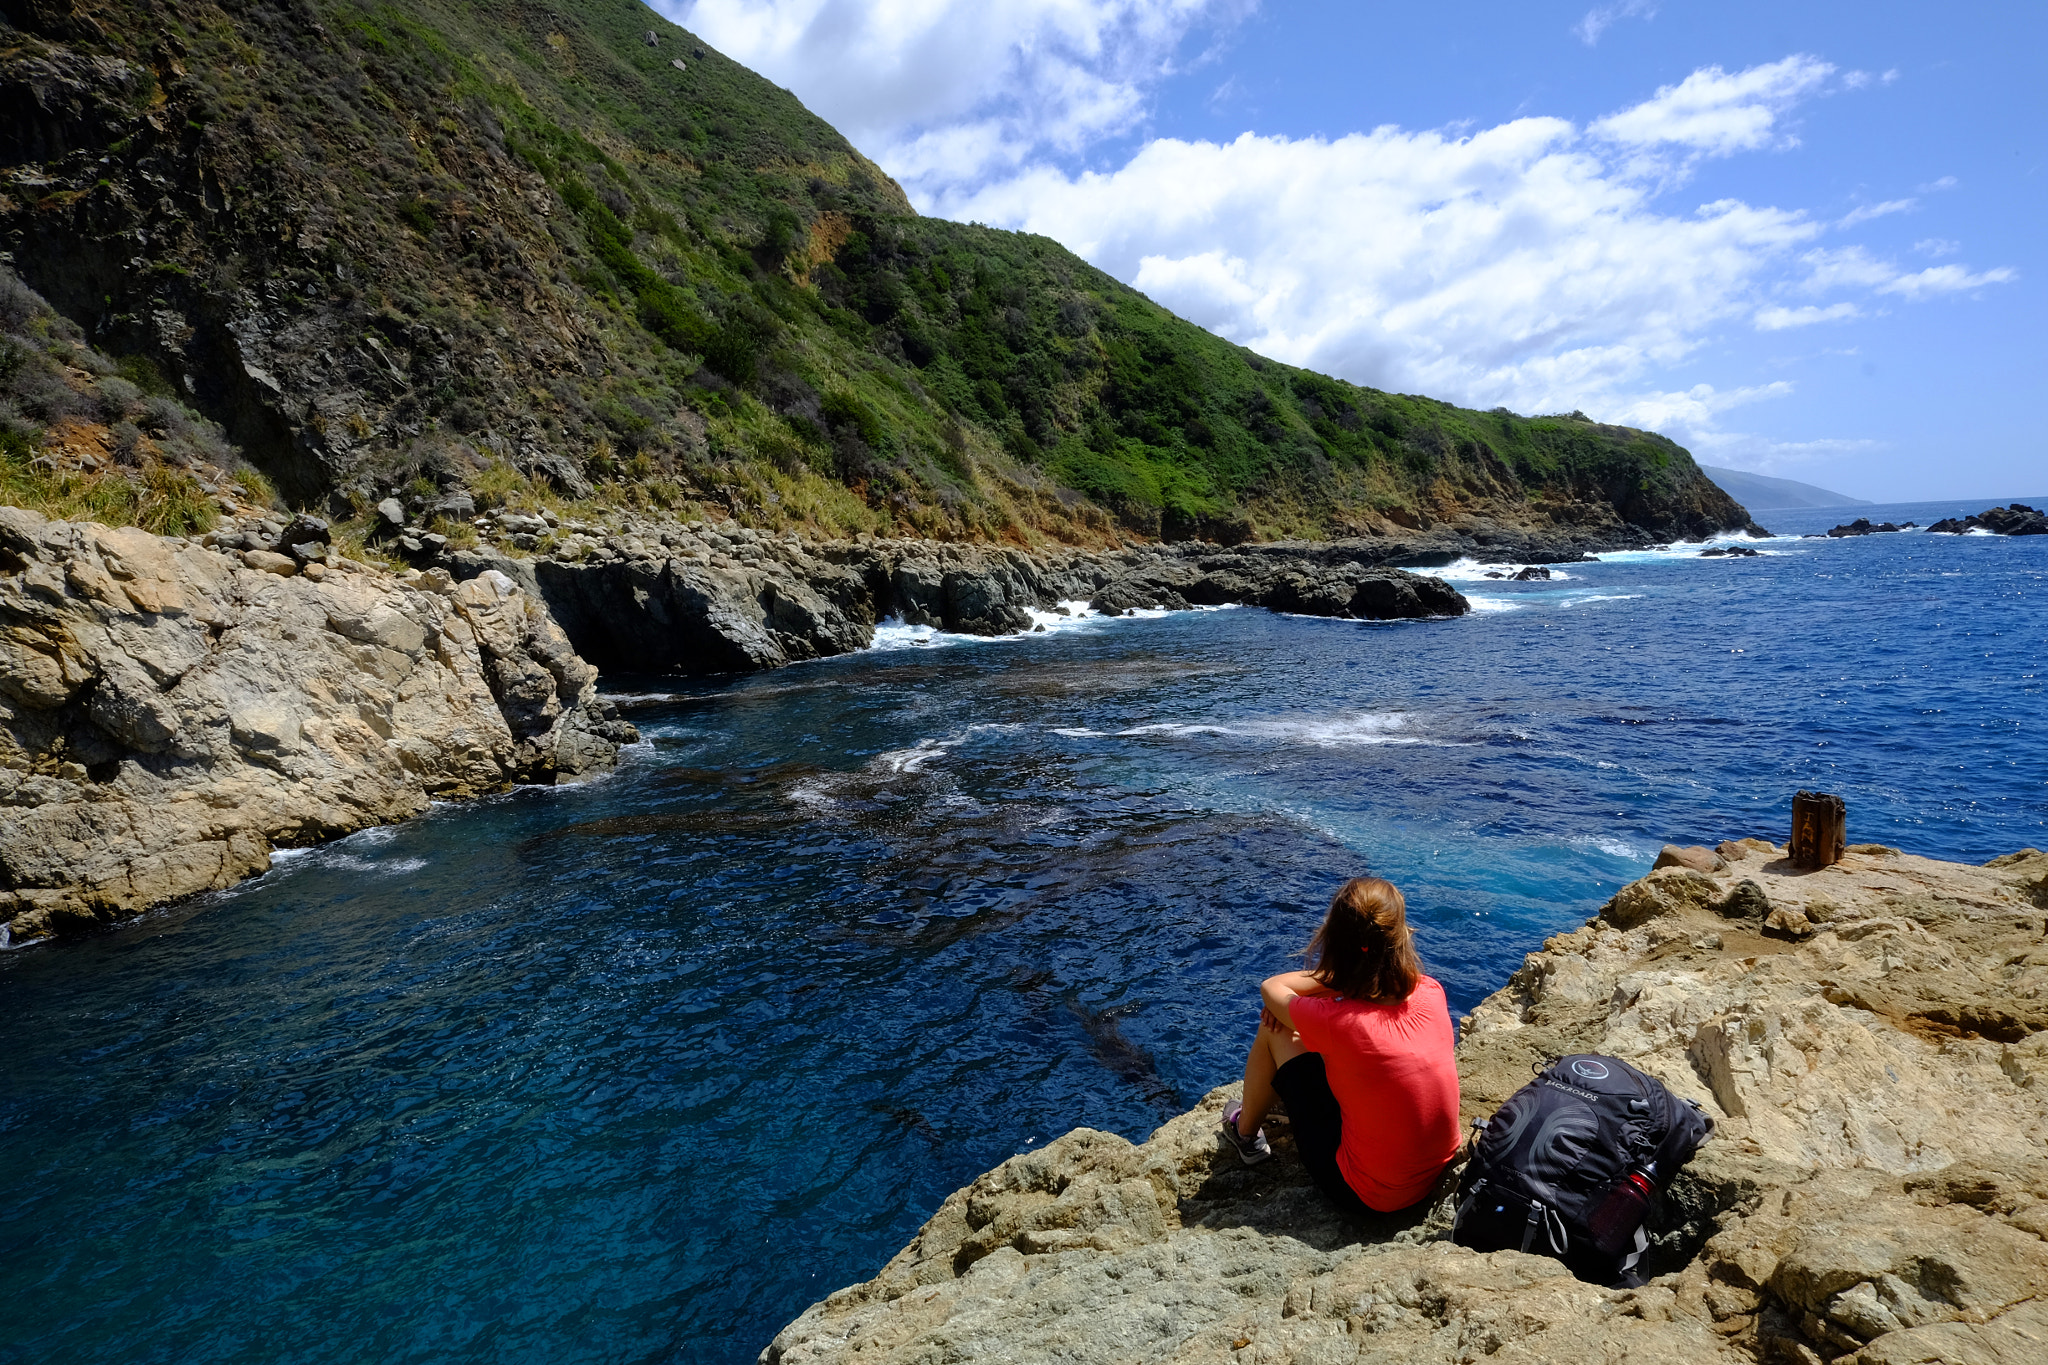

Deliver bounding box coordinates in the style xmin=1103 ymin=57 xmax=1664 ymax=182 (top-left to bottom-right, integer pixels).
xmin=0 ymin=510 xmax=636 ymax=944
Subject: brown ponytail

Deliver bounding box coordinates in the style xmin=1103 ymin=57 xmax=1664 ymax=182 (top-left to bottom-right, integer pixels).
xmin=1306 ymin=877 xmax=1422 ymax=1003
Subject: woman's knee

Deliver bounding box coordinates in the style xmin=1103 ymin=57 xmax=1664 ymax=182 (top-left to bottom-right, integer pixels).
xmin=1260 ymin=1021 xmax=1308 ymax=1067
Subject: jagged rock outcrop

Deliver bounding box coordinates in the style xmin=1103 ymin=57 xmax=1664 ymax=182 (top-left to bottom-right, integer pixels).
xmin=763 ymin=841 xmax=2048 ymax=1364
xmin=1822 ymin=518 xmax=1917 ymax=537
xmin=1928 ymin=504 xmax=2048 ymax=536
xmin=0 ymin=508 xmax=636 ymax=944
xmin=446 ymin=526 xmax=1477 ymax=675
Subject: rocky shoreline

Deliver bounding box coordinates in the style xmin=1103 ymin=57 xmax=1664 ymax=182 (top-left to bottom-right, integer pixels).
xmin=0 ymin=507 xmax=636 ymax=945
xmin=426 ymin=511 xmax=1711 ymax=675
xmin=762 ymin=839 xmax=2048 ymax=1365
xmin=0 ymin=505 xmax=1561 ymax=941
xmin=1 ymin=495 xmax=1784 ymax=941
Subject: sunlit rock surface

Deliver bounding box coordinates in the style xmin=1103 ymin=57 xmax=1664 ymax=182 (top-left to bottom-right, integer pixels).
xmin=0 ymin=509 xmax=635 ymax=943
xmin=765 ymin=842 xmax=2048 ymax=1364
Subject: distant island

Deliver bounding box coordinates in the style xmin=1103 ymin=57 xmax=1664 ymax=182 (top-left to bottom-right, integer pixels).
xmin=1702 ymin=465 xmax=1870 ymax=511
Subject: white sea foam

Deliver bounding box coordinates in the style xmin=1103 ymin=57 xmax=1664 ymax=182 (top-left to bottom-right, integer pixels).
xmin=1074 ymin=711 xmax=1445 ymax=749
xmin=1114 ymin=722 xmax=1237 ymax=738
xmin=873 ymin=722 xmax=1029 ymax=774
xmin=876 ymin=738 xmax=950 ymax=773
xmin=1462 ymin=595 xmax=1523 ymax=613
xmin=864 ymin=600 xmax=1242 ymax=653
xmin=1418 ymin=557 xmax=1575 ymax=583
xmin=1571 ymin=834 xmax=1647 ymax=860
xmin=1555 ymin=593 xmax=1644 ymax=609
xmin=787 ymin=778 xmax=835 ymax=808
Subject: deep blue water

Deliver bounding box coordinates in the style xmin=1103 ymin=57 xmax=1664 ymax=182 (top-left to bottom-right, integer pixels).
xmin=3 ymin=497 xmax=2043 ymax=1365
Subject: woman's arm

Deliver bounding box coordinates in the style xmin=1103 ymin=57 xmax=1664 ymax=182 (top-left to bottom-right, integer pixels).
xmin=1259 ymin=970 xmax=1332 ymax=1031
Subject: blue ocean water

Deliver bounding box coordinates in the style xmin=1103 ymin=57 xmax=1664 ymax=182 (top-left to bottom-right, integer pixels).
xmin=3 ymin=498 xmax=2043 ymax=1365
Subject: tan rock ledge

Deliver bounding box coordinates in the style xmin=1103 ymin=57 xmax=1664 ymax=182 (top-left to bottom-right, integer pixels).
xmin=0 ymin=510 xmax=638 ymax=945
xmin=762 ymin=842 xmax=2048 ymax=1365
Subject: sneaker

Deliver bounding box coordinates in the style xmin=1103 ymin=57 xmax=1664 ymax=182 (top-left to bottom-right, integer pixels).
xmin=1220 ymin=1104 xmax=1272 ymax=1166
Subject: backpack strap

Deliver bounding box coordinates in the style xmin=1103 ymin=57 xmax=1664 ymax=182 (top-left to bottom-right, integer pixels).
xmin=1519 ymin=1198 xmax=1544 ymax=1253
xmin=1543 ymin=1205 xmax=1571 ymax=1256
xmin=1454 ymin=1176 xmax=1488 ymax=1227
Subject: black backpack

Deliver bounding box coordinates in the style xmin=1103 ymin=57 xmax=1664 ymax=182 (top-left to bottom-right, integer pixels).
xmin=1452 ymin=1054 xmax=1713 ymax=1287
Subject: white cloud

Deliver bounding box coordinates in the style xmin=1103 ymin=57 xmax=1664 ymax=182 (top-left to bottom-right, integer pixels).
xmin=1914 ymin=237 xmax=1961 ymax=257
xmin=1574 ymin=0 xmax=1656 ymax=46
xmin=1589 ymin=55 xmax=1834 ymax=158
xmin=948 ymin=119 xmax=1821 ymax=424
xmin=652 ymin=14 xmax=2015 ymax=462
xmin=1755 ymin=303 xmax=1863 ymax=330
xmin=1795 ymin=246 xmax=1902 ymax=293
xmin=1835 ymin=198 xmax=1915 ymax=228
xmin=667 ymin=0 xmax=1249 ymax=196
xmin=1878 ymin=263 xmax=2019 ymax=299
xmin=1917 ymin=175 xmax=1959 ymax=192
xmin=933 ymin=53 xmax=2016 ymax=452
xmin=1796 ymin=246 xmax=2017 ymax=299
xmin=1610 ymin=381 xmax=1793 ymax=431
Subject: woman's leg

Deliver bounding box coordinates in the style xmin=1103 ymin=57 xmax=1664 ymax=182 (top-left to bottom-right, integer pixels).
xmin=1270 ymin=1052 xmax=1375 ymax=1218
xmin=1238 ymin=1021 xmax=1308 ymax=1137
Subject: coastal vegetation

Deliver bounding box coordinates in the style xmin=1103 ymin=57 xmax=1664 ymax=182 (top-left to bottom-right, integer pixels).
xmin=0 ymin=269 xmax=248 ymax=535
xmin=0 ymin=0 xmax=1748 ymax=544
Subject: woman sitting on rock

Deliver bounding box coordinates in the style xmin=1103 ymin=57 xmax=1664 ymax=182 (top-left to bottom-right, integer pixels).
xmin=1222 ymin=876 xmax=1462 ymax=1215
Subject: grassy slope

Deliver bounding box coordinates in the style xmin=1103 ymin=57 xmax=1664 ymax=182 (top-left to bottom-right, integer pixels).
xmin=0 ymin=0 xmax=1752 ymax=544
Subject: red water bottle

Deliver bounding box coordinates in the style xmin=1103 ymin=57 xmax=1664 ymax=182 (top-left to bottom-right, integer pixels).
xmin=1587 ymin=1168 xmax=1656 ymax=1256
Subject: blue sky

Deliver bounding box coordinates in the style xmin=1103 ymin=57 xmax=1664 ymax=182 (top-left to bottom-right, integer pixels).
xmin=665 ymin=1 xmax=2042 ymax=500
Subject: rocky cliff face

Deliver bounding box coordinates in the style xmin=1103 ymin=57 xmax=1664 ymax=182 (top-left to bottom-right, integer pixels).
xmin=0 ymin=508 xmax=635 ymax=944
xmin=763 ymin=840 xmax=2048 ymax=1365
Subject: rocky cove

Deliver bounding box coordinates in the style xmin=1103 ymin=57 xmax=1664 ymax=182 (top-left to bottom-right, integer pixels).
xmin=1 ymin=506 xmax=1499 ymax=942
xmin=0 ymin=507 xmax=638 ymax=944
xmin=763 ymin=840 xmax=2048 ymax=1365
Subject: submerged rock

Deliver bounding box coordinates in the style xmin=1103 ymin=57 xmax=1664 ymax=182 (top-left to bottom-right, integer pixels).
xmin=0 ymin=510 xmax=636 ymax=944
xmin=764 ymin=841 xmax=2048 ymax=1365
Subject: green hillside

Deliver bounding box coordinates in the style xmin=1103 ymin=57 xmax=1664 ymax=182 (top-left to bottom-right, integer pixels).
xmin=0 ymin=0 xmax=1752 ymax=544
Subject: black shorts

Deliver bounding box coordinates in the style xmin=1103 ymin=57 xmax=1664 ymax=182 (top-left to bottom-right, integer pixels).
xmin=1271 ymin=1052 xmax=1381 ymax=1220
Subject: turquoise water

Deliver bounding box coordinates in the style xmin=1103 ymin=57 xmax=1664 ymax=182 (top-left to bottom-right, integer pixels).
xmin=3 ymin=499 xmax=2043 ymax=1364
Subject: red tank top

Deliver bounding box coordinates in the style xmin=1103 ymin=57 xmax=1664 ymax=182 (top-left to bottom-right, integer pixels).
xmin=1289 ymin=976 xmax=1462 ymax=1211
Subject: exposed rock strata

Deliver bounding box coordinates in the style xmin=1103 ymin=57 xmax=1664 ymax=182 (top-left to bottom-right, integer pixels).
xmin=0 ymin=509 xmax=636 ymax=945
xmin=764 ymin=841 xmax=2048 ymax=1365
xmin=442 ymin=523 xmax=1543 ymax=675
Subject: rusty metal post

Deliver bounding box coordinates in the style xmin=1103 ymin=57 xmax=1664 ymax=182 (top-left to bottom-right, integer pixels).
xmin=1788 ymin=790 xmax=1846 ymax=870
